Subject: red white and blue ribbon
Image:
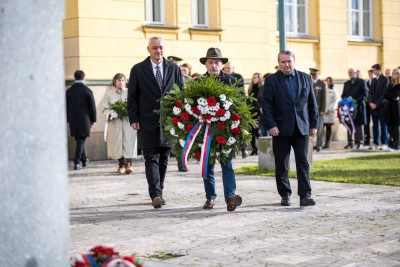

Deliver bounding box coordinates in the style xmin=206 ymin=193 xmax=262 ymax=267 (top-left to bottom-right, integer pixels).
xmin=199 ymin=121 xmax=213 ymax=178
xmin=181 ymin=121 xmax=203 ymax=171
xmin=340 ymin=104 xmax=356 ymax=134
xmin=180 ymin=120 xmax=213 ymax=178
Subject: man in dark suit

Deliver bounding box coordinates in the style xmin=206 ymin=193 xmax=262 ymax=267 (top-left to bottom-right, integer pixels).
xmin=262 ymin=50 xmax=318 ymax=207
xmin=66 ymin=70 xmax=96 ymax=170
xmin=127 ymin=36 xmax=183 ymax=209
xmin=342 ymin=67 xmax=368 ymax=149
xmin=369 ymin=63 xmax=389 ymax=150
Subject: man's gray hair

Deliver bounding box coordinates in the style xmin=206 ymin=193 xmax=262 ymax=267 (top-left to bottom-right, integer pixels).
xmin=148 ymin=36 xmax=163 ymax=45
xmin=278 ymin=49 xmax=295 ymax=62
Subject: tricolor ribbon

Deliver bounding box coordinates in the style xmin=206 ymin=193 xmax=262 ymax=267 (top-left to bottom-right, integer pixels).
xmin=180 ymin=120 xmax=213 ymax=178
xmin=340 ymin=104 xmax=356 ymax=134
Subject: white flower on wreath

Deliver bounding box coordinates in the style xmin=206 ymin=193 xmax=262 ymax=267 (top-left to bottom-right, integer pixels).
xmin=223 ymin=100 xmax=233 ymax=110
xmin=197 ymin=97 xmax=207 ymax=106
xmin=179 ymin=139 xmax=185 ymax=147
xmin=227 ymin=137 xmax=236 ymax=146
xmin=173 ymin=106 xmax=182 ymax=115
xmin=177 ymin=122 xmax=185 ymax=129
xmin=199 ymin=105 xmax=209 ymax=114
xmin=198 ymin=143 xmax=203 ymax=148
xmin=184 ymin=103 xmax=193 ymax=114
xmin=170 ymin=128 xmax=178 ymax=137
xmin=219 ymin=94 xmax=227 ymax=101
xmin=223 ymin=110 xmax=231 ymax=120
xmin=231 ymin=120 xmax=240 ymax=129
xmin=216 ymin=152 xmax=221 ymax=156
xmin=211 ymin=117 xmax=219 ymax=122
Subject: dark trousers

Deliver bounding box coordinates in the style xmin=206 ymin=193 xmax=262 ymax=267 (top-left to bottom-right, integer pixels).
xmin=347 ymin=125 xmax=364 ymax=145
xmin=272 ymin=128 xmax=312 ymax=199
xmin=364 ymin=104 xmax=372 ymax=145
xmin=74 ymin=137 xmax=87 ymax=164
xmin=388 ymin=126 xmax=400 ymax=149
xmin=143 ymin=147 xmax=170 ymax=199
xmin=250 ymin=126 xmax=260 ymax=152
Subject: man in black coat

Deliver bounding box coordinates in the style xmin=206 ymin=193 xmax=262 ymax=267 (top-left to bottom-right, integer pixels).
xmin=262 ymin=49 xmax=318 ymax=207
xmin=127 ymin=36 xmax=184 ymax=209
xmin=66 ymin=70 xmax=97 ymax=170
xmin=369 ymin=63 xmax=389 ymax=150
xmin=342 ymin=67 xmax=368 ymax=149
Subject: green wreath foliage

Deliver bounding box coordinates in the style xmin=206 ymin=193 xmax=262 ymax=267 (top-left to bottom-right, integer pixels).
xmin=159 ymin=75 xmax=257 ymax=165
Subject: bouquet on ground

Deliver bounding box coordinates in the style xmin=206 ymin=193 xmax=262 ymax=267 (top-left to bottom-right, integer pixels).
xmin=337 ymin=96 xmax=357 ymax=133
xmin=159 ymin=75 xmax=257 ymax=177
xmin=71 ymin=245 xmax=143 ymax=267
xmin=108 ymin=99 xmax=128 ymax=121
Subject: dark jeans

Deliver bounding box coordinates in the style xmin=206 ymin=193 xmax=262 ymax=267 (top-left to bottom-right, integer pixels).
xmin=372 ymin=115 xmax=388 ymax=145
xmin=143 ymin=147 xmax=170 ymax=199
xmin=272 ymin=127 xmax=312 ymax=199
xmin=74 ymin=137 xmax=87 ymax=165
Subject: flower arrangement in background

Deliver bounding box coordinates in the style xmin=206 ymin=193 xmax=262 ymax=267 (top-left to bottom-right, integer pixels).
xmin=337 ymin=96 xmax=357 ymax=133
xmin=71 ymin=246 xmax=143 ymax=267
xmin=108 ymin=99 xmax=128 ymax=121
xmin=159 ymin=75 xmax=257 ymax=177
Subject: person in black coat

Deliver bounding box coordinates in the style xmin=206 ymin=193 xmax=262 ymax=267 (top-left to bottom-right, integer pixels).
xmin=127 ymin=36 xmax=184 ymax=209
xmin=341 ymin=67 xmax=368 ymax=149
xmin=262 ymin=49 xmax=318 ymax=207
xmin=66 ymin=70 xmax=97 ymax=170
xmin=384 ymin=68 xmax=400 ymax=151
xmin=369 ymin=63 xmax=390 ymax=150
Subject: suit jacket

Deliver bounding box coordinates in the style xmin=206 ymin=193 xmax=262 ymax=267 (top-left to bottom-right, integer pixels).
xmin=342 ymin=77 xmax=368 ymax=125
xmin=66 ymin=82 xmax=96 ymax=137
xmin=262 ymin=70 xmax=318 ymax=136
xmin=368 ymin=74 xmax=389 ymax=116
xmin=127 ymin=57 xmax=183 ymax=149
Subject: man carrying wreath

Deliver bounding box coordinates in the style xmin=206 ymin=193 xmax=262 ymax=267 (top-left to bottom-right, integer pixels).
xmin=197 ymin=48 xmax=243 ymax=212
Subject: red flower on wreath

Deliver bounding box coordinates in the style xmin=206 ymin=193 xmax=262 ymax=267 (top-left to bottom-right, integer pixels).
xmin=202 ymin=114 xmax=212 ymax=120
xmin=217 ymin=122 xmax=226 ymax=130
xmin=191 ymin=106 xmax=201 ymax=115
xmin=215 ymin=108 xmax=226 ymax=117
xmin=207 ymin=96 xmax=217 ymax=106
xmin=186 ymin=124 xmax=194 ymax=133
xmin=195 ymin=151 xmax=201 ymax=159
xmin=175 ymin=100 xmax=182 ymax=108
xmin=180 ymin=111 xmax=190 ymax=121
xmin=215 ymin=136 xmax=227 ymax=144
xmin=231 ymin=127 xmax=241 ymax=134
xmin=231 ymin=114 xmax=242 ymax=121
xmin=172 ymin=117 xmax=180 ymax=125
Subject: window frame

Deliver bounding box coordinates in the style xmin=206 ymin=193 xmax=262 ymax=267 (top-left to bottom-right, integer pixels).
xmin=191 ymin=0 xmax=209 ymax=28
xmin=145 ymin=0 xmax=165 ymax=25
xmin=348 ymin=0 xmax=372 ymax=40
xmin=276 ymin=0 xmax=308 ymax=37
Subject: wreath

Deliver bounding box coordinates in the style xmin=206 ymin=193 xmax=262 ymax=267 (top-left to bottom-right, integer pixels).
xmin=337 ymin=96 xmax=357 ymax=133
xmin=159 ymin=75 xmax=257 ymax=177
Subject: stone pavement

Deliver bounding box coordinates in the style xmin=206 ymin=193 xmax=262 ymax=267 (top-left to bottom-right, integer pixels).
xmin=69 ymin=142 xmax=400 ymax=267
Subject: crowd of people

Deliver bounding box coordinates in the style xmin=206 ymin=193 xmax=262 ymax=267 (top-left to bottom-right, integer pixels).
xmin=66 ymin=35 xmax=400 ymax=212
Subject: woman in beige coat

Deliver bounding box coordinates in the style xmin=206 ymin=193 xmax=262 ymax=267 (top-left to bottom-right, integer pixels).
xmin=102 ymin=73 xmax=137 ymax=174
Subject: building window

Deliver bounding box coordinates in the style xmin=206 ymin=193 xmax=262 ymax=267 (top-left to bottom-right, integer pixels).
xmin=348 ymin=0 xmax=372 ymax=39
xmin=192 ymin=0 xmax=208 ymax=28
xmin=276 ymin=0 xmax=308 ymax=36
xmin=146 ymin=0 xmax=165 ymax=25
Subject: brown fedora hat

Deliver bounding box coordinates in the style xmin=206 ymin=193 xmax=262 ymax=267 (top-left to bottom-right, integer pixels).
xmin=199 ymin=47 xmax=228 ymax=65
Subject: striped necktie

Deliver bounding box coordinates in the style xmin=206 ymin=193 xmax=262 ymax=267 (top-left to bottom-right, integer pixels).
xmin=155 ymin=65 xmax=163 ymax=90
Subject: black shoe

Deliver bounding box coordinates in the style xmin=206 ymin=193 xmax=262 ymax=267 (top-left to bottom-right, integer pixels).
xmin=242 ymin=150 xmax=249 ymax=158
xmin=74 ymin=164 xmax=82 ymax=170
xmin=178 ymin=166 xmax=188 ymax=172
xmin=356 ymin=144 xmax=364 ymax=149
xmin=300 ymin=196 xmax=315 ymax=206
xmin=316 ymin=146 xmax=321 ymax=152
xmin=322 ymin=144 xmax=329 ymax=149
xmin=344 ymin=144 xmax=353 ymax=149
xmin=281 ymin=196 xmax=291 ymax=206
xmin=82 ymin=158 xmax=89 ymax=167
